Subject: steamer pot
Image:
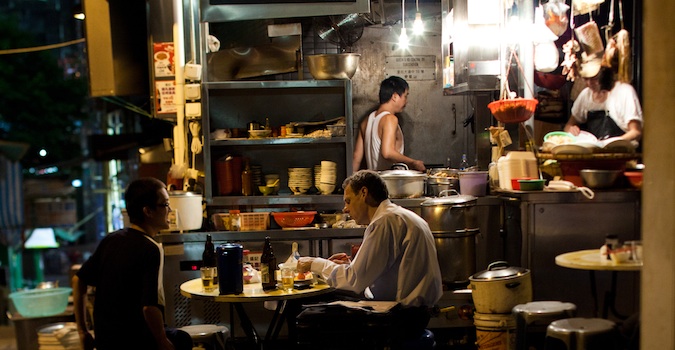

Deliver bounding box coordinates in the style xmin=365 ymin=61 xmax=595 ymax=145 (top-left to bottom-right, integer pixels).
xmin=469 ymin=261 xmax=533 ymax=314
xmin=421 ymin=190 xmax=479 ymax=286
xmin=379 ymin=169 xmax=427 ymax=199
xmin=168 ymin=191 xmax=203 ymax=231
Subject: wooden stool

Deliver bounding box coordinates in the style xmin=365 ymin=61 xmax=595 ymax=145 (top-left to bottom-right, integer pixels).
xmin=513 ymin=301 xmax=577 ymax=350
xmin=179 ymin=324 xmax=229 ymax=350
xmin=545 ymin=318 xmax=618 ymax=350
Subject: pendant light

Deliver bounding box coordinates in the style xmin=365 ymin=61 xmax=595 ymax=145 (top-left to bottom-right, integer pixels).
xmin=413 ymin=0 xmax=424 ymax=35
xmin=399 ymin=0 xmax=409 ymax=48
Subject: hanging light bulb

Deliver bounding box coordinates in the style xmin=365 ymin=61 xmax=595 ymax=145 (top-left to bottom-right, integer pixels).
xmin=399 ymin=0 xmax=409 ymax=48
xmin=413 ymin=0 xmax=424 ymax=35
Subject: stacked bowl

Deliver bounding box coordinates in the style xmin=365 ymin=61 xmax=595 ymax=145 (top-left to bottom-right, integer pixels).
xmin=319 ymin=161 xmax=337 ymax=195
xmin=288 ymin=168 xmax=313 ymax=195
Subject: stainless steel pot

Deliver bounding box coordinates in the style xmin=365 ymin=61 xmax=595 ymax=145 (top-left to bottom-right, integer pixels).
xmin=421 ymin=190 xmax=479 ymax=287
xmin=379 ymin=168 xmax=427 ymax=199
xmin=469 ymin=261 xmax=533 ymax=314
xmin=426 ymin=168 xmax=460 ymax=197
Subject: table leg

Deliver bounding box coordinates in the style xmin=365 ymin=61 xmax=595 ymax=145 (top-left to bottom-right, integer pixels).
xmin=608 ymin=271 xmax=629 ymax=320
xmin=263 ymin=300 xmax=287 ymax=349
xmin=589 ymin=270 xmax=600 ymax=318
xmin=234 ymin=303 xmax=261 ymax=348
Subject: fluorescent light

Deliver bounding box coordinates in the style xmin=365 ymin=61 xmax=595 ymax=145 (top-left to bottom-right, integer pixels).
xmin=413 ymin=12 xmax=424 ymax=35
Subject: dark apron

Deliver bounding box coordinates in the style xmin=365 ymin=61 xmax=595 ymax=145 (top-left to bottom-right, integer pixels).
xmin=581 ymin=110 xmax=625 ymax=140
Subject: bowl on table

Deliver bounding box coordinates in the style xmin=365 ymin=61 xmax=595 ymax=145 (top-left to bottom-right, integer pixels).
xmin=580 ymin=169 xmax=622 ymax=189
xmin=517 ymin=179 xmax=545 ymax=191
xmin=623 ymin=171 xmax=643 ymax=189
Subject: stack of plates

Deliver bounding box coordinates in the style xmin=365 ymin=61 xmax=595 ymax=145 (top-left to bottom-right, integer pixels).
xmin=313 ymin=165 xmax=322 ymax=191
xmin=319 ymin=161 xmax=337 ymax=195
xmin=37 ymin=322 xmax=81 ymax=350
xmin=251 ymin=165 xmax=263 ymax=193
xmin=288 ymin=168 xmax=313 ymax=195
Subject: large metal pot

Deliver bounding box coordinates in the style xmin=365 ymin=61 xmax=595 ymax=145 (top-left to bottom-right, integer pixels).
xmin=421 ymin=190 xmax=479 ymax=287
xmin=469 ymin=261 xmax=533 ymax=314
xmin=426 ymin=168 xmax=460 ymax=197
xmin=379 ymin=169 xmax=427 ymax=198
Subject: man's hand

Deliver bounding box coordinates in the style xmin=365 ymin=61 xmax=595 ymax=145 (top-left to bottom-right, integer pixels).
xmin=411 ymin=159 xmax=426 ymax=172
xmin=328 ymin=253 xmax=351 ymax=264
xmin=297 ymin=257 xmax=314 ymax=273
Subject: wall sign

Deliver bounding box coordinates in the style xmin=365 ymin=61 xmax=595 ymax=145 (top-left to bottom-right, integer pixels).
xmin=153 ymin=42 xmax=175 ymax=78
xmin=156 ymin=81 xmax=177 ymax=114
xmin=385 ymin=55 xmax=437 ymax=81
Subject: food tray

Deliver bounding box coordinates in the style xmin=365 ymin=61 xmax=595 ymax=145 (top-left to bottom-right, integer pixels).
xmin=272 ymin=211 xmax=317 ymax=228
xmin=488 ymin=98 xmax=538 ymax=123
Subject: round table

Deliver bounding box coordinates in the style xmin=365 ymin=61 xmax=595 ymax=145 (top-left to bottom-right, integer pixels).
xmin=180 ymin=278 xmax=334 ymax=348
xmin=555 ymin=249 xmax=641 ymax=319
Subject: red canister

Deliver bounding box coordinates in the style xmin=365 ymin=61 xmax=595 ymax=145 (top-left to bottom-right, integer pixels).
xmin=216 ymin=155 xmax=242 ymax=195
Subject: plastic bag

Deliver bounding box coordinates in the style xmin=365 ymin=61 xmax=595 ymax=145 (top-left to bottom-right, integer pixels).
xmin=543 ymin=0 xmax=570 ymax=37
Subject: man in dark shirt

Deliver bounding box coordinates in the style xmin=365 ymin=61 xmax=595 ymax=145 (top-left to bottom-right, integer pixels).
xmin=73 ymin=177 xmax=192 ymax=350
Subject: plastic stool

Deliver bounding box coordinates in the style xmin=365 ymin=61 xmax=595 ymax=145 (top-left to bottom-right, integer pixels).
xmin=513 ymin=301 xmax=577 ymax=350
xmin=400 ymin=329 xmax=435 ymax=350
xmin=179 ymin=324 xmax=230 ymax=350
xmin=545 ymin=318 xmax=618 ymax=350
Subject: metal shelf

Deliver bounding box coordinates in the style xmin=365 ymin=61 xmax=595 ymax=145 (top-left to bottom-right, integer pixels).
xmin=208 ymin=194 xmax=345 ymax=206
xmin=210 ymin=136 xmax=346 ymax=147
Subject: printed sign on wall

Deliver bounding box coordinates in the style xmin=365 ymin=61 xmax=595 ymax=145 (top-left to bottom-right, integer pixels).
xmin=153 ymin=42 xmax=175 ymax=78
xmin=156 ymin=81 xmax=177 ymax=114
xmin=385 ymin=56 xmax=437 ymax=81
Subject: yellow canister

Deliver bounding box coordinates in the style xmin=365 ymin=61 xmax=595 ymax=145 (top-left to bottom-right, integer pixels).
xmin=474 ymin=312 xmax=516 ymax=350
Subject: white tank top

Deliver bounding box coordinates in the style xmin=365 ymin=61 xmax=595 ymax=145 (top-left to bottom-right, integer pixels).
xmin=364 ymin=111 xmax=405 ymax=171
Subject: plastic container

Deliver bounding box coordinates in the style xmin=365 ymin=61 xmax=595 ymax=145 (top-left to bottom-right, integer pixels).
xmin=474 ymin=312 xmax=517 ymax=350
xmin=497 ymin=151 xmax=539 ymax=190
xmin=458 ymin=171 xmax=489 ymax=196
xmin=9 ymin=287 xmax=72 ymax=317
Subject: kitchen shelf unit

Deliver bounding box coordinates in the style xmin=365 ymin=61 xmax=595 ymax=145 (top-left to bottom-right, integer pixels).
xmin=202 ymin=80 xmax=354 ymax=208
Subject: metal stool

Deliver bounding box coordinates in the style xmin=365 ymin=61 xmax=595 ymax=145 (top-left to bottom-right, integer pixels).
xmin=513 ymin=301 xmax=577 ymax=350
xmin=179 ymin=324 xmax=230 ymax=350
xmin=545 ymin=318 xmax=618 ymax=350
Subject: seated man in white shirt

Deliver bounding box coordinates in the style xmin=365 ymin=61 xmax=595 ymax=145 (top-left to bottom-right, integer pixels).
xmin=297 ymin=170 xmax=443 ymax=344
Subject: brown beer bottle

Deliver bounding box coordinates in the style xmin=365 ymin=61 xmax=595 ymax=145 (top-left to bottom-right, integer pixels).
xmin=202 ymin=234 xmax=218 ymax=285
xmin=260 ymin=236 xmax=277 ymax=291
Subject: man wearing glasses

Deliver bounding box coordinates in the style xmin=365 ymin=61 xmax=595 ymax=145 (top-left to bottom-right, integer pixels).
xmin=73 ymin=178 xmax=192 ymax=350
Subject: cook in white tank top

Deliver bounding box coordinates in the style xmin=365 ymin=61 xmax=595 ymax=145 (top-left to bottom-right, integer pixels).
xmin=364 ymin=111 xmax=405 ymax=171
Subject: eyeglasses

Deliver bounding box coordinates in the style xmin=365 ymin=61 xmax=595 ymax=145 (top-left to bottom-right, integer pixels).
xmin=155 ymin=202 xmax=171 ymax=209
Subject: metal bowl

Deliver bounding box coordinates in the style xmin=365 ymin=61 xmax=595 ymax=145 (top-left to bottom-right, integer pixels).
xmin=306 ymin=54 xmax=360 ymax=80
xmin=580 ymin=169 xmax=622 ymax=189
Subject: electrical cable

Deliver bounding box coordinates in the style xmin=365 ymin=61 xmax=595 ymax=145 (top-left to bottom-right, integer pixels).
xmin=0 ymin=38 xmax=85 ymax=55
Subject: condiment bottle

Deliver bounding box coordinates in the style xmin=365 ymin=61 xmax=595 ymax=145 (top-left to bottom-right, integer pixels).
xmin=460 ymin=153 xmax=469 ymax=170
xmin=229 ymin=210 xmax=241 ymax=231
xmin=202 ymin=234 xmax=218 ymax=285
xmin=260 ymin=236 xmax=277 ymax=291
xmin=241 ymin=160 xmax=253 ymax=196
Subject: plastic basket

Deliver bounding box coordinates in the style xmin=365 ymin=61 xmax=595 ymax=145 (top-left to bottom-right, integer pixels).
xmin=488 ymin=98 xmax=538 ymax=123
xmin=9 ymin=287 xmax=72 ymax=317
xmin=240 ymin=212 xmax=270 ymax=231
xmin=271 ymin=211 xmax=317 ymax=228
xmin=212 ymin=212 xmax=270 ymax=231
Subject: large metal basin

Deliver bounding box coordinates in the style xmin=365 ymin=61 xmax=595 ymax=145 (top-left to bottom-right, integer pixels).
xmin=306 ymin=54 xmax=360 ymax=80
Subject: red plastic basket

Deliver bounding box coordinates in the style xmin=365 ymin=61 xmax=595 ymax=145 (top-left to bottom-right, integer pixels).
xmin=488 ymin=98 xmax=539 ymax=123
xmin=271 ymin=211 xmax=317 ymax=228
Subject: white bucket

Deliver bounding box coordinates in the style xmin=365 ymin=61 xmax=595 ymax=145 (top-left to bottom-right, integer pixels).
xmin=459 ymin=171 xmax=489 ymax=196
xmin=168 ymin=191 xmax=203 ymax=232
xmin=474 ymin=312 xmax=516 ymax=350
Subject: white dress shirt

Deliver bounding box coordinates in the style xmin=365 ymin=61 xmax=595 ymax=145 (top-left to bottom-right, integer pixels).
xmin=310 ymin=200 xmax=443 ymax=307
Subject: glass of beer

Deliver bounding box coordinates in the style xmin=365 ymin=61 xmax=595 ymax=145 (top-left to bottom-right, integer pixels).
xmin=200 ymin=267 xmax=217 ymax=293
xmin=281 ymin=266 xmax=295 ymax=292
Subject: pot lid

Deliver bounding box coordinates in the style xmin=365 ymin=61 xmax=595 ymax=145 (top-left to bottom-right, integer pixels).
xmin=379 ymin=169 xmax=427 ymax=179
xmin=421 ymin=190 xmax=476 ymax=206
xmin=470 ymin=261 xmax=529 ymax=280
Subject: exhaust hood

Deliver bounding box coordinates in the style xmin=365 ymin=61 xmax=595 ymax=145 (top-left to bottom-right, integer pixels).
xmin=201 ymin=0 xmax=370 ymax=22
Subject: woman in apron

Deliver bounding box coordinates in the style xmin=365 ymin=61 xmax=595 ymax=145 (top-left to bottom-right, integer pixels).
xmin=564 ymin=57 xmax=643 ymax=142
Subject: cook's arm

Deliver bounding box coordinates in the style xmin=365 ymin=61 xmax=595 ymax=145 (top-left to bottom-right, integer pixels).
xmin=352 ymin=126 xmax=365 ymax=172
xmin=620 ymin=120 xmax=642 ymax=142
xmin=380 ymin=115 xmax=425 ymax=171
xmin=72 ymin=275 xmax=95 ymax=350
xmin=564 ymin=115 xmax=581 ymax=136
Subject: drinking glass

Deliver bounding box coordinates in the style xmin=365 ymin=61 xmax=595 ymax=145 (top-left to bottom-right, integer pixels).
xmin=200 ymin=267 xmax=217 ymax=293
xmin=281 ymin=267 xmax=295 ymax=292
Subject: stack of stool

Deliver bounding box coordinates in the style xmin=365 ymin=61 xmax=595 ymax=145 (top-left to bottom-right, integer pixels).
xmin=545 ymin=317 xmax=619 ymax=350
xmin=513 ymin=301 xmax=577 ymax=350
xmin=179 ymin=324 xmax=230 ymax=350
